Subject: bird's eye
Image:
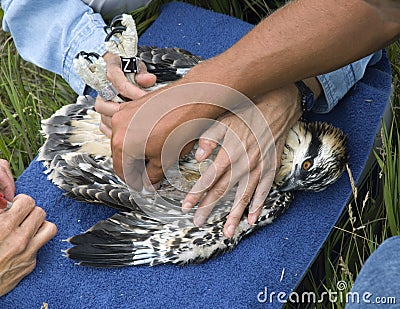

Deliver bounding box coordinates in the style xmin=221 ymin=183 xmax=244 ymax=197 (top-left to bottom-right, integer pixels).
xmin=302 ymin=160 xmax=312 ymax=171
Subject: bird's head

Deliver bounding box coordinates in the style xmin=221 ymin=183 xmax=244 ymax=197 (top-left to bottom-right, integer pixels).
xmin=275 ymin=121 xmax=349 ymax=192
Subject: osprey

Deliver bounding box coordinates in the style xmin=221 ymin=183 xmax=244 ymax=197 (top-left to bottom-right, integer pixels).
xmin=38 ymin=15 xmax=349 ymax=267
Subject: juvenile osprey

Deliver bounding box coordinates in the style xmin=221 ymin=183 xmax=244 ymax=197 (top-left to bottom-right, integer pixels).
xmin=38 ymin=15 xmax=349 ymax=267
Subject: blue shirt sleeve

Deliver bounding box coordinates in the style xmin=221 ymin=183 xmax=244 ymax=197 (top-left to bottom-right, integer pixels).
xmin=314 ymin=51 xmax=383 ymax=113
xmin=1 ymin=0 xmax=107 ymax=94
xmin=1 ymin=0 xmax=383 ymax=102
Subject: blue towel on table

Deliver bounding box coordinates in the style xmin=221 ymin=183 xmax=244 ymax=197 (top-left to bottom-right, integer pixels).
xmin=1 ymin=2 xmax=392 ymax=308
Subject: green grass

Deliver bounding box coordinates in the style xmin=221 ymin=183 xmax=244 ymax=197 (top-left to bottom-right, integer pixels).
xmin=0 ymin=34 xmax=76 ymax=176
xmin=376 ymin=118 xmax=400 ymax=236
xmin=0 ymin=2 xmax=399 ymax=307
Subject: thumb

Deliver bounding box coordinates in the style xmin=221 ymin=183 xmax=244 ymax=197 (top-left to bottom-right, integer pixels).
xmin=196 ymin=122 xmax=227 ymax=161
xmin=134 ymin=61 xmax=157 ymax=88
xmin=142 ymin=159 xmax=165 ymax=191
xmin=135 ymin=72 xmax=157 ymax=88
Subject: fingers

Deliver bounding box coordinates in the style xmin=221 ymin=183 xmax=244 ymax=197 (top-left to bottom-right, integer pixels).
xmin=182 ymin=147 xmax=231 ymax=213
xmin=0 ymin=194 xmax=56 ymax=253
xmin=103 ymin=52 xmax=154 ymax=100
xmin=0 ymin=159 xmax=13 ymax=180
xmin=192 ymin=169 xmax=232 ymax=226
xmin=28 ymin=221 xmax=57 ymax=252
xmin=180 ymin=141 xmax=196 ymax=159
xmin=0 ymin=203 xmax=56 ymax=297
xmin=0 ymin=159 xmax=16 ymax=200
xmin=95 ymin=98 xmax=120 ymax=136
xmin=182 ymin=119 xmax=250 ymax=216
xmin=223 ymin=168 xmax=261 ymax=238
xmin=6 ymin=194 xmax=36 ymax=227
xmin=135 ymin=61 xmax=157 ymax=88
xmin=112 ymin=74 xmax=147 ymax=100
xmin=181 ymin=107 xmax=277 ymax=237
xmin=143 ymin=159 xmax=164 ymax=190
xmin=196 ymin=122 xmax=227 ymax=161
xmin=11 ymin=208 xmax=55 ymax=256
xmin=248 ymin=170 xmax=275 ymax=224
xmin=94 ymin=96 xmax=120 ymax=117
xmin=135 ymin=73 xmax=157 ymax=88
xmin=99 ymin=121 xmax=112 ymax=138
xmin=19 ymin=206 xmax=47 ymax=240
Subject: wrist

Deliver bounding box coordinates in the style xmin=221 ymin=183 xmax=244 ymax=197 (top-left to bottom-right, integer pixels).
xmin=162 ymin=75 xmax=239 ymax=120
xmin=294 ymin=77 xmax=322 ymax=113
xmin=295 ymin=80 xmax=314 ymax=113
xmin=254 ymin=84 xmax=302 ymax=119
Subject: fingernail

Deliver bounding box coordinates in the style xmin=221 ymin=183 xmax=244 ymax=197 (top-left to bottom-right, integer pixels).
xmin=182 ymin=202 xmax=192 ymax=213
xmin=195 ymin=147 xmax=205 ymax=161
xmin=225 ymin=225 xmax=236 ymax=238
xmin=194 ymin=214 xmax=206 ymax=226
xmin=248 ymin=213 xmax=258 ymax=225
xmin=249 ymin=202 xmax=262 ymax=212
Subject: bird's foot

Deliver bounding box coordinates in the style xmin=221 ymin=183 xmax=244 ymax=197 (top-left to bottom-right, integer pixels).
xmin=104 ymin=14 xmax=138 ymax=58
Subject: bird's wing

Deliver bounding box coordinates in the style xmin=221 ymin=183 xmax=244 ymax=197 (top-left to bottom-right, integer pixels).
xmin=38 ymin=96 xmax=137 ymax=211
xmin=38 ymin=93 xmax=234 ymax=216
xmin=39 ymin=46 xmax=204 ymax=210
xmin=65 ymin=187 xmax=293 ymax=267
xmin=138 ymin=46 xmax=203 ymax=83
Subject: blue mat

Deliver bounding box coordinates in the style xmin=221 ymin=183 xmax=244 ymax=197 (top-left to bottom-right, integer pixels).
xmin=1 ymin=2 xmax=392 ymax=308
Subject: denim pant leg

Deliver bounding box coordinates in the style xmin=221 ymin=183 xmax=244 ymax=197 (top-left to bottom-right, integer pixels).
xmin=346 ymin=236 xmax=400 ymax=308
xmin=82 ymin=0 xmax=153 ymax=18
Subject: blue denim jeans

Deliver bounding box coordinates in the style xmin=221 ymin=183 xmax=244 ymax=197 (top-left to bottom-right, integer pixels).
xmin=82 ymin=0 xmax=152 ymax=18
xmin=346 ymin=236 xmax=400 ymax=308
xmin=1 ymin=0 xmax=382 ymax=110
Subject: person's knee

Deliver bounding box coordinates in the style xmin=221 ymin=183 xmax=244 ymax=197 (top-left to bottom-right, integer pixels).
xmin=347 ymin=236 xmax=400 ymax=308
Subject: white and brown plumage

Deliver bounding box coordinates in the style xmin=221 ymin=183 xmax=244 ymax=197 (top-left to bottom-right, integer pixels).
xmin=38 ymin=15 xmax=349 ymax=267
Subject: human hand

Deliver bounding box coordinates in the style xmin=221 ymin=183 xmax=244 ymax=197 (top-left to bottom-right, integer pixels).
xmin=107 ymin=94 xmax=211 ymax=191
xmin=106 ymin=83 xmax=234 ymax=192
xmin=182 ymin=84 xmax=302 ymax=238
xmin=0 ymin=194 xmax=57 ymax=296
xmin=0 ymin=159 xmax=16 ymax=201
xmin=95 ymin=52 xmax=156 ymax=136
xmin=103 ymin=52 xmax=156 ymax=97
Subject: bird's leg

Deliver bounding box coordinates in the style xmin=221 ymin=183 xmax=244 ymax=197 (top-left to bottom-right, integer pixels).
xmin=104 ymin=14 xmax=139 ymax=84
xmin=74 ymin=14 xmax=140 ymax=102
xmin=73 ymin=52 xmax=123 ymax=103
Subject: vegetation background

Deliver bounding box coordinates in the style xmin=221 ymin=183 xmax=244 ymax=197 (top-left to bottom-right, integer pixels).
xmin=0 ymin=1 xmax=399 ymax=307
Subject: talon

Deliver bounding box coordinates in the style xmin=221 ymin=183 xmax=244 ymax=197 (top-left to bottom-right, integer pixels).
xmin=103 ymin=14 xmax=138 ymax=57
xmin=104 ymin=14 xmax=129 ymax=41
xmin=104 ymin=26 xmax=127 ymax=42
xmin=75 ymin=51 xmax=101 ymax=62
xmin=76 ymin=14 xmax=140 ymax=97
xmin=109 ymin=14 xmax=125 ymax=28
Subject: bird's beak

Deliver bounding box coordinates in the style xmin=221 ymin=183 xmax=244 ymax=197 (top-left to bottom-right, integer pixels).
xmin=278 ymin=179 xmax=297 ymax=192
xmin=278 ymin=169 xmax=300 ymax=192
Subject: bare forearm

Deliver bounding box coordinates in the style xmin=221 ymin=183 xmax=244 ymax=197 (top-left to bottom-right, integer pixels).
xmin=183 ymin=0 xmax=400 ymax=98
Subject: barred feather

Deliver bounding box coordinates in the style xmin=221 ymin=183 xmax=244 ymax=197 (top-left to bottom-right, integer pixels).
xmin=39 ymin=94 xmax=348 ymax=266
xmin=38 ymin=19 xmax=348 ymax=266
